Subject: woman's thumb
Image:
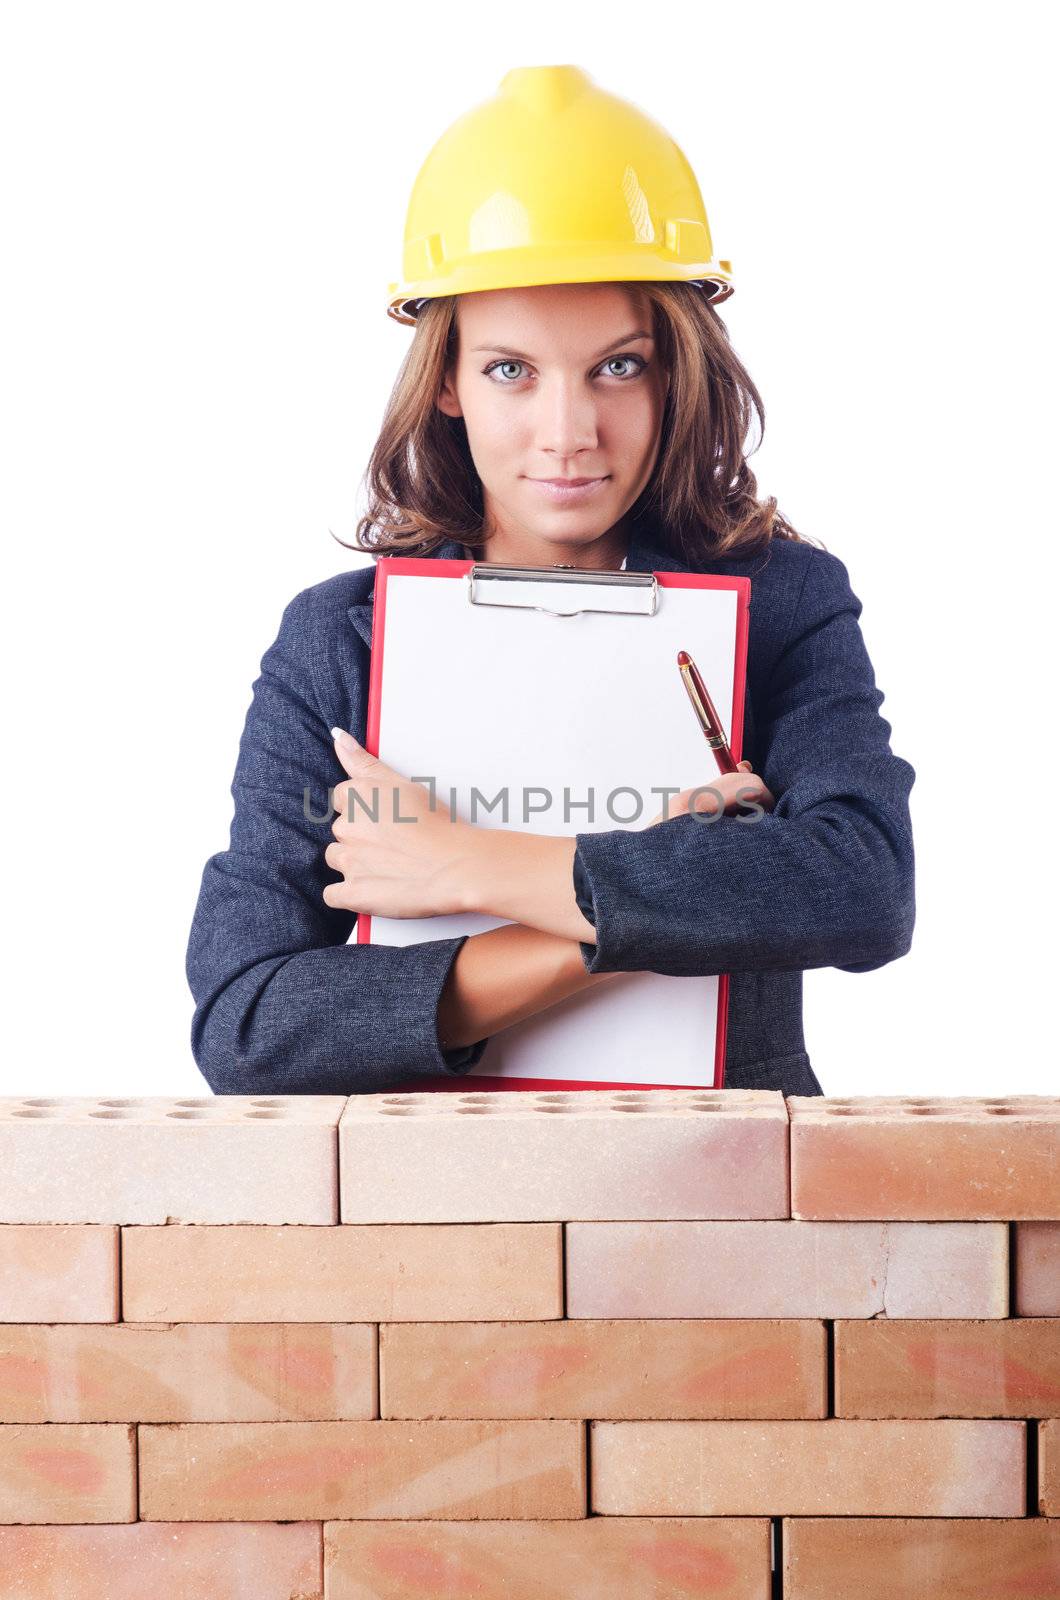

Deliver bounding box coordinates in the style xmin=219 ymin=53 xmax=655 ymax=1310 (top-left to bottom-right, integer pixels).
xmin=330 ymin=727 xmax=374 ymax=774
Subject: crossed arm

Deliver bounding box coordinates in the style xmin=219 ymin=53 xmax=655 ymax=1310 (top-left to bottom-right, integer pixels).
xmin=322 ymin=728 xmax=769 ymax=1053
xmin=437 ymin=922 xmax=622 ymax=1051
xmin=434 ymin=831 xmax=617 ymax=1051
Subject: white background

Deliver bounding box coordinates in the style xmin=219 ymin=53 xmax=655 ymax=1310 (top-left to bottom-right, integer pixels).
xmin=2 ymin=1 xmax=1056 ymax=1096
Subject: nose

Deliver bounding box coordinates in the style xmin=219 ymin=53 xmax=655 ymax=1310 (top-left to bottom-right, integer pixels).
xmin=533 ymin=373 xmax=600 ymax=462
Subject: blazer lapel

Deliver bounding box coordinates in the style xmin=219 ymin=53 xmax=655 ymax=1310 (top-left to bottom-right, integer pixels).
xmin=346 ymin=600 xmax=373 ymax=650
xmin=624 ymin=525 xmax=689 ymax=574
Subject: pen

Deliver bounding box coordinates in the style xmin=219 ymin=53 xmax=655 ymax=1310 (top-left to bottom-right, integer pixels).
xmin=676 ymin=649 xmax=739 ymax=775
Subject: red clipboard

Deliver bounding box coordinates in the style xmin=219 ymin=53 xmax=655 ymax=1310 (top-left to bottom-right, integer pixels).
xmin=357 ymin=556 xmax=751 ymax=1095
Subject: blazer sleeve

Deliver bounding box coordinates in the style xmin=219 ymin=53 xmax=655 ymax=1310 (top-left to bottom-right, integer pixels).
xmin=185 ymin=585 xmax=490 ymax=1094
xmin=570 ymin=545 xmax=916 ymax=977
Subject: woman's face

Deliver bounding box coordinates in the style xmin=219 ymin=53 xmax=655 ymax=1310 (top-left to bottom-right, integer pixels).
xmin=436 ymin=282 xmax=668 ymax=567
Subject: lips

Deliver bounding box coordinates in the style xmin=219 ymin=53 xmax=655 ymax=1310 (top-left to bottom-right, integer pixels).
xmin=532 ymin=477 xmax=606 ymax=486
xmin=526 ymin=475 xmax=610 ymax=503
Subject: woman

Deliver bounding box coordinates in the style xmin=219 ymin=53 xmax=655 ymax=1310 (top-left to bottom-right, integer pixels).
xmin=185 ymin=68 xmax=916 ymax=1098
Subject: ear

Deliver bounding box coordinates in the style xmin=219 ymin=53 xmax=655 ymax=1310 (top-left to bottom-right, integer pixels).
xmin=436 ymin=373 xmax=463 ymax=418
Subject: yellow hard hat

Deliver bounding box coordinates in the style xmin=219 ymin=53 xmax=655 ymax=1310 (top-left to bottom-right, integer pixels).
xmin=386 ymin=65 xmax=733 ymax=326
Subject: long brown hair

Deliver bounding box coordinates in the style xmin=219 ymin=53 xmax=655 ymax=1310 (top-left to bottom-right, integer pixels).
xmin=337 ymin=282 xmax=823 ymax=565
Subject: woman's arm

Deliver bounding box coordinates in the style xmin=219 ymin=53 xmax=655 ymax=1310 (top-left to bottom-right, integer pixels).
xmin=500 ymin=546 xmax=916 ymax=979
xmin=186 ymin=584 xmax=496 ymax=1094
xmin=457 ymin=833 xmax=595 ymax=943
xmin=436 ymin=922 xmax=623 ymax=1052
xmin=453 ymin=759 xmax=771 ymax=943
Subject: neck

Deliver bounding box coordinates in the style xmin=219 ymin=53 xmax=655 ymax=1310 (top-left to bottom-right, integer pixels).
xmin=470 ymin=520 xmax=631 ymax=571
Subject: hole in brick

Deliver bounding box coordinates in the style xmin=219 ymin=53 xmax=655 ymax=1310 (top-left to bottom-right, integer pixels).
xmin=535 ymin=1093 xmax=574 ymax=1102
xmin=380 ymin=1095 xmax=423 ymax=1105
xmin=902 ymin=1099 xmax=936 ymax=1106
xmin=456 ymin=1094 xmax=492 ymax=1103
xmin=19 ymin=1099 xmax=64 ymax=1106
xmin=165 ymin=1110 xmax=212 ymax=1119
xmin=10 ymin=1108 xmax=55 ymax=1117
xmin=97 ymin=1098 xmax=149 ymax=1107
xmin=828 ymin=1107 xmax=861 ymax=1115
xmin=905 ymin=1106 xmax=941 ymax=1115
xmin=249 ymin=1098 xmax=289 ymax=1107
xmin=611 ymin=1092 xmax=651 ymax=1100
xmin=245 ymin=1110 xmax=285 ymax=1118
xmin=89 ymin=1109 xmax=136 ymax=1119
xmin=378 ymin=1107 xmax=418 ymax=1116
xmin=173 ymin=1099 xmax=216 ymax=1108
xmin=455 ymin=1106 xmax=495 ymax=1114
xmin=612 ymin=1104 xmax=651 ymax=1112
xmin=984 ymin=1107 xmax=1016 ymax=1115
xmin=688 ymin=1102 xmax=726 ymax=1111
xmin=537 ymin=1104 xmax=576 ymax=1113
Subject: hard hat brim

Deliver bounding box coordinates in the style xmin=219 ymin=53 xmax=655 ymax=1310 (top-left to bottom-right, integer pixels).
xmin=386 ymin=255 xmax=734 ymax=325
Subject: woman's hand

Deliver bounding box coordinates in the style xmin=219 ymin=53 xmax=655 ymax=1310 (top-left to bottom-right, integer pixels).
xmin=646 ymin=759 xmax=776 ymax=827
xmin=322 ymin=728 xmax=480 ymax=918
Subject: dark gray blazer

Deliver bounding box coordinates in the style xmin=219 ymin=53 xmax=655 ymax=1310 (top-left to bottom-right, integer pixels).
xmin=185 ymin=516 xmax=916 ymax=1098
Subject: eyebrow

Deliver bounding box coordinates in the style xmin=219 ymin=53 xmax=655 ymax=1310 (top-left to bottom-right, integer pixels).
xmin=470 ymin=329 xmax=654 ymax=360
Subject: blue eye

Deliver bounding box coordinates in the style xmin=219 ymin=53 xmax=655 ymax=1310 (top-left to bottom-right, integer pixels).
xmin=482 ymin=354 xmax=646 ymax=384
xmin=600 ymin=355 xmax=644 ymax=378
xmin=485 ymin=359 xmax=528 ymax=382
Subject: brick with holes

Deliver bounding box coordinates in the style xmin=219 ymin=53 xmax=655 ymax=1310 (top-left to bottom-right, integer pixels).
xmin=337 ymin=1088 xmax=789 ymax=1223
xmin=0 ymin=1097 xmax=345 ymax=1224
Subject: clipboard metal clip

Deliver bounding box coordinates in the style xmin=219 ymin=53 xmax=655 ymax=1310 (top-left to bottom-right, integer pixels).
xmin=466 ymin=563 xmax=659 ymax=618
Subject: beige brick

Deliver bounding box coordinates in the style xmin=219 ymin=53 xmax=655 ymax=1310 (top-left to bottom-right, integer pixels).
xmin=338 ymin=1089 xmax=789 ymax=1222
xmin=1016 ymin=1222 xmax=1060 ymax=1315
xmin=139 ymin=1420 xmax=584 ymax=1520
xmin=566 ymin=1221 xmax=1007 ymax=1318
xmin=380 ymin=1319 xmax=826 ymax=1419
xmin=0 ymin=1226 xmax=118 ymax=1322
xmin=590 ymin=1419 xmax=1025 ymax=1515
xmin=122 ymin=1224 xmax=562 ymax=1322
xmin=0 ymin=1097 xmax=345 ymax=1224
xmin=0 ymin=1521 xmax=321 ymax=1597
xmin=789 ymin=1095 xmax=1060 ymax=1220
xmin=0 ymin=1323 xmax=376 ymax=1422
xmin=783 ymin=1517 xmax=1060 ymax=1598
xmin=835 ymin=1318 xmax=1060 ymax=1416
xmin=1042 ymin=1419 xmax=1060 ymax=1515
xmin=0 ymin=1423 xmax=135 ymax=1522
xmin=325 ymin=1516 xmax=769 ymax=1599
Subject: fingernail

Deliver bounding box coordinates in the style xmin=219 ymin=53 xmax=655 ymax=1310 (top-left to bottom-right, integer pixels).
xmin=331 ymin=727 xmax=355 ymax=746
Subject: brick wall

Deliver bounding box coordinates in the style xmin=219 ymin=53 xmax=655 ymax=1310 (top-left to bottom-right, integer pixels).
xmin=0 ymin=1089 xmax=1057 ymax=1598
